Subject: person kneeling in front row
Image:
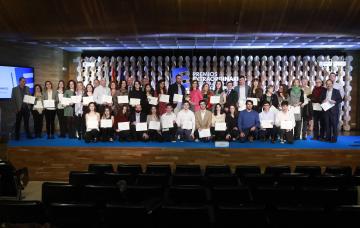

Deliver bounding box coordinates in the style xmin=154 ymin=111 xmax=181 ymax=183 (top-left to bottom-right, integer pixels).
xmin=84 ymin=102 xmax=100 ymax=143
xmin=275 ymin=101 xmax=296 ymax=144
xmin=238 ymin=100 xmax=260 ymax=143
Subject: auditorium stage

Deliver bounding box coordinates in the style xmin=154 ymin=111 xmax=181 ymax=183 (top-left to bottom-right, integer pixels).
xmin=6 ymin=136 xmax=360 ymax=181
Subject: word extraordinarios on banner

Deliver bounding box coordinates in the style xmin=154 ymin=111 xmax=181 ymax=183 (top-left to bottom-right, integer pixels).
xmin=171 ymin=67 xmax=238 ymax=91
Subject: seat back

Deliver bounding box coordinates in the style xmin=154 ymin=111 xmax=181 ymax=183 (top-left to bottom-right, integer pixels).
xmin=117 ymin=164 xmax=143 ymax=175
xmin=204 ymin=165 xmax=231 ymax=176
xmin=42 ymin=182 xmax=79 ymax=205
xmin=145 ymin=164 xmax=172 ymax=175
xmin=175 ymin=165 xmax=202 ymax=175
xmin=88 ymin=164 xmax=114 ymax=174
xmin=0 ymin=200 xmax=45 ymax=224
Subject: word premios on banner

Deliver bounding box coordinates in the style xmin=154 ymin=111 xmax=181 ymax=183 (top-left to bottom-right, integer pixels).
xmin=192 ymin=72 xmax=239 ymax=90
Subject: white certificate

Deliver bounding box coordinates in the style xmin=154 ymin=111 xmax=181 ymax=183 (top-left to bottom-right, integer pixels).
xmin=159 ymin=94 xmax=170 ymax=103
xmin=173 ymin=94 xmax=183 ymax=103
xmin=247 ymin=97 xmax=258 ymax=106
xmin=87 ymin=120 xmax=98 ymax=129
xmin=293 ymin=106 xmax=301 ymax=114
xmin=149 ymin=121 xmax=161 ymax=130
xmin=281 ymin=120 xmax=293 ymax=130
xmin=215 ymin=122 xmax=227 ymax=131
xmin=100 ymin=119 xmax=112 ymax=128
xmin=61 ymin=97 xmax=72 ymax=106
xmin=71 ymin=95 xmax=82 ymax=104
xmin=303 ymin=94 xmax=309 ymax=105
xmin=261 ymin=120 xmax=274 ymax=129
xmin=102 ymin=95 xmax=113 ymax=104
xmin=199 ymin=128 xmax=211 ymax=138
xmin=34 ymin=101 xmax=43 ymax=109
xmin=82 ymin=96 xmax=94 ymax=105
xmin=238 ymin=100 xmax=246 ymax=111
xmin=136 ymin=122 xmax=148 ymax=131
xmin=58 ymin=94 xmax=64 ymax=102
xmin=210 ymin=96 xmax=220 ymax=104
xmin=117 ymin=95 xmax=129 ymax=104
xmin=44 ymin=100 xmax=55 ymax=108
xmin=118 ymin=122 xmax=130 ymax=131
xmin=23 ymin=95 xmax=35 ymax=104
xmin=162 ymin=118 xmax=174 ymax=129
xmin=321 ymin=101 xmax=335 ymax=111
xmin=182 ymin=120 xmax=193 ymax=130
xmin=312 ymin=103 xmax=322 ymax=111
xmin=148 ymin=96 xmax=158 ymax=105
xmin=129 ymin=98 xmax=141 ymax=106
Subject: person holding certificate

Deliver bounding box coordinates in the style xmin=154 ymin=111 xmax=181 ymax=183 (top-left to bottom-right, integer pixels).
xmin=114 ymin=105 xmax=131 ymax=142
xmin=275 ymin=101 xmax=296 ymax=144
xmin=189 ymin=80 xmax=203 ymax=112
xmin=168 ymin=74 xmax=186 ymax=114
xmin=12 ymin=77 xmax=33 ymax=140
xmin=143 ymin=84 xmax=154 ymax=115
xmin=129 ymin=104 xmax=149 ymax=141
xmin=320 ymin=79 xmax=342 ymax=143
xmin=32 ymin=84 xmax=44 ymax=138
xmin=119 ymin=80 xmax=129 ymax=95
xmin=73 ymin=82 xmax=85 ymax=140
xmin=82 ymin=84 xmax=94 ymax=114
xmin=311 ymin=79 xmax=326 ymax=140
xmin=287 ymin=79 xmax=304 ymax=140
xmin=260 ymin=85 xmax=279 ymax=109
xmin=248 ymin=78 xmax=263 ymax=112
xmin=176 ymin=101 xmax=195 ymax=141
xmin=43 ymin=81 xmax=57 ymax=139
xmin=161 ymin=104 xmax=177 ymax=142
xmin=211 ymin=103 xmax=226 ymax=141
xmin=202 ymin=83 xmax=214 ymax=110
xmin=225 ymin=105 xmax=239 ymax=141
xmin=155 ymin=80 xmax=168 ymax=115
xmin=224 ymin=81 xmax=238 ymax=112
xmin=238 ymin=100 xmax=260 ymax=143
xmin=234 ymin=76 xmax=250 ymax=108
xmin=276 ymin=84 xmax=289 ymax=106
xmin=194 ymin=100 xmax=212 ymax=142
xmin=84 ymin=102 xmax=100 ymax=143
xmin=55 ymin=80 xmax=66 ymax=138
xmin=63 ymin=80 xmax=76 ymax=138
xmin=93 ymin=78 xmax=111 ymax=114
xmin=259 ymin=101 xmax=276 ymax=143
xmin=100 ymin=106 xmax=114 ymax=142
xmin=147 ymin=106 xmax=162 ymax=141
xmin=301 ymin=78 xmax=312 ymax=140
xmin=129 ymin=80 xmax=146 ymax=112
xmin=110 ymin=84 xmax=120 ymax=116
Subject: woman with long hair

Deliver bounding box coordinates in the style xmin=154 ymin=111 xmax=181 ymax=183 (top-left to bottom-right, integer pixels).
xmin=189 ymin=80 xmax=203 ymax=112
xmin=32 ymin=84 xmax=44 ymax=138
xmin=55 ymin=80 xmax=66 ymax=137
xmin=155 ymin=79 xmax=168 ymax=115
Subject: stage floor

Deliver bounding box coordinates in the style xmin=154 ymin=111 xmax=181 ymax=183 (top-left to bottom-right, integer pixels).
xmin=7 ymin=135 xmax=360 ymax=150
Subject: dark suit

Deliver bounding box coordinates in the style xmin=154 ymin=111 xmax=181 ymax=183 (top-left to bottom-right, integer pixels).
xmin=11 ymin=85 xmax=31 ymax=139
xmin=320 ymin=88 xmax=342 ymax=141
xmin=129 ymin=111 xmax=148 ymax=141
xmin=224 ymin=89 xmax=238 ymax=108
xmin=168 ymin=83 xmax=185 ymax=109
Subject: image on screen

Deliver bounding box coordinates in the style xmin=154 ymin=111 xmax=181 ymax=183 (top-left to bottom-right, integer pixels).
xmin=0 ymin=66 xmax=34 ymax=99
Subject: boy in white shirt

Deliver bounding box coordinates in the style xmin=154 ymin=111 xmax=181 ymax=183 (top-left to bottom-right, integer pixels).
xmin=275 ymin=101 xmax=296 ymax=144
xmin=176 ymin=101 xmax=195 ymax=141
xmin=259 ymin=101 xmax=276 ymax=143
xmin=161 ymin=104 xmax=177 ymax=142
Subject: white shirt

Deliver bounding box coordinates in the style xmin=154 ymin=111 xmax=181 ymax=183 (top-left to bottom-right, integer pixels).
xmin=238 ymin=86 xmax=246 ymax=103
xmin=200 ymin=110 xmax=206 ymax=120
xmin=161 ymin=112 xmax=177 ymax=129
xmin=45 ymin=90 xmax=56 ymax=110
xmin=176 ymin=109 xmax=195 ymax=134
xmin=74 ymin=90 xmax=83 ymax=116
xmin=275 ymin=110 xmax=296 ymax=129
xmin=93 ymin=85 xmax=111 ymax=104
xmin=259 ymin=110 xmax=276 ymax=123
xmin=326 ymin=89 xmax=333 ymax=101
xmin=86 ymin=114 xmax=99 ymax=132
xmin=333 ymin=82 xmax=344 ymax=99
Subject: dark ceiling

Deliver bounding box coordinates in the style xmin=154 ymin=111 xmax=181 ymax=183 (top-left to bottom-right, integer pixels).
xmin=0 ymin=0 xmax=359 ymax=50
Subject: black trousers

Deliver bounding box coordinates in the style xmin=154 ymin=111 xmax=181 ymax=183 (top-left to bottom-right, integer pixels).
xmin=74 ymin=114 xmax=84 ymax=138
xmin=44 ymin=109 xmax=56 ymax=136
xmin=66 ymin=116 xmax=76 ymax=138
xmin=324 ymin=110 xmax=339 ymax=141
xmin=84 ymin=129 xmax=99 ymax=143
xmin=15 ymin=106 xmax=31 ymax=139
xmin=226 ymin=128 xmax=239 ymax=141
xmin=31 ymin=110 xmax=43 ymax=137
xmin=148 ymin=130 xmax=163 ymax=142
xmin=162 ymin=126 xmax=177 ymax=142
xmin=294 ymin=120 xmax=301 ymax=139
xmin=278 ymin=128 xmax=294 ymax=144
xmin=259 ymin=127 xmax=276 ymax=141
xmin=130 ymin=125 xmax=149 ymax=142
xmin=313 ymin=111 xmax=325 ymax=140
xmin=210 ymin=127 xmax=226 ymax=141
xmin=100 ymin=128 xmax=114 ymax=141
xmin=239 ymin=128 xmax=258 ymax=142
xmin=117 ymin=130 xmax=131 ymax=142
xmin=57 ymin=109 xmax=67 ymax=137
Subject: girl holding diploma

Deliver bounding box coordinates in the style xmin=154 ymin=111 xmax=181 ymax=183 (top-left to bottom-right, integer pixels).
xmin=201 ymin=83 xmax=214 ymax=110
xmin=189 ymin=80 xmax=203 ymax=112
xmin=143 ymin=84 xmax=154 ymax=115
xmin=225 ymin=105 xmax=239 ymax=141
xmin=82 ymin=84 xmax=94 ymax=114
xmin=287 ymin=79 xmax=304 ymax=140
xmin=275 ymin=101 xmax=296 ymax=144
xmin=260 ymin=85 xmax=279 ymax=109
xmin=43 ymin=81 xmax=57 ymax=139
xmin=155 ymin=80 xmax=167 ymax=115
xmin=32 ymin=84 xmax=44 ymax=138
xmin=147 ymin=105 xmax=162 ymax=141
xmin=64 ymin=80 xmax=76 ymax=138
xmin=129 ymin=80 xmax=145 ymax=112
xmin=84 ymin=102 xmax=100 ymax=143
xmin=114 ymin=105 xmax=131 ymax=142
xmin=212 ymin=80 xmax=225 ymax=109
xmin=100 ymin=106 xmax=114 ymax=142
xmin=211 ymin=103 xmax=226 ymax=141
xmin=55 ymin=80 xmax=66 ymax=138
xmin=248 ymin=78 xmax=263 ymax=112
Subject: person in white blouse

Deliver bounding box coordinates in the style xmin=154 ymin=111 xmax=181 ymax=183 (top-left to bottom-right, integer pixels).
xmin=275 ymin=101 xmax=296 ymax=144
xmin=74 ymin=81 xmax=84 ymax=140
xmin=259 ymin=101 xmax=276 ymax=143
xmin=161 ymin=104 xmax=177 ymax=142
xmin=211 ymin=103 xmax=226 ymax=141
xmin=43 ymin=81 xmax=57 ymax=139
xmin=93 ymin=78 xmax=111 ymax=114
xmin=176 ymin=101 xmax=195 ymax=141
xmin=84 ymin=102 xmax=100 ymax=143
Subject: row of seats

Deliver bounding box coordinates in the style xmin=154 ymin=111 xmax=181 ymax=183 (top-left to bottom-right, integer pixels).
xmin=1 ymin=200 xmax=359 ymax=227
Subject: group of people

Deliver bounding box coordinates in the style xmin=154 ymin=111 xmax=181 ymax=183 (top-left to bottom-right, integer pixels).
xmin=12 ymin=72 xmax=343 ymax=144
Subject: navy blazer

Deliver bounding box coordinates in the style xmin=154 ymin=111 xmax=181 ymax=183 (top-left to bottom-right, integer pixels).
xmin=320 ymin=88 xmax=342 ymax=115
xmin=168 ymin=83 xmax=186 ymax=107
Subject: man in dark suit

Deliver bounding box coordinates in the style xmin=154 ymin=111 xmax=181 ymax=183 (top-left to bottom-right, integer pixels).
xmin=11 ymin=77 xmax=33 ymax=140
xmin=233 ymin=75 xmax=250 ymax=104
xmin=168 ymin=74 xmax=186 ymax=114
xmin=224 ymin=81 xmax=238 ymax=109
xmin=320 ymin=79 xmax=342 ymax=143
xmin=129 ymin=104 xmax=149 ymax=141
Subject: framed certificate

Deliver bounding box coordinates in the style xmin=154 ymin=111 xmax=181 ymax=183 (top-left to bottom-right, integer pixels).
xmin=182 ymin=120 xmax=193 ymax=130
xmin=215 ymin=122 xmax=227 ymax=131
xmin=148 ymin=96 xmax=158 ymax=105
xmin=129 ymin=98 xmax=141 ymax=106
xmin=23 ymin=95 xmax=35 ymax=104
xmin=118 ymin=122 xmax=130 ymax=131
xmin=173 ymin=94 xmax=183 ymax=103
xmin=159 ymin=94 xmax=170 ymax=103
xmin=100 ymin=119 xmax=112 ymax=128
xmin=149 ymin=121 xmax=161 ymax=130
xmin=82 ymin=96 xmax=94 ymax=105
xmin=117 ymin=95 xmax=129 ymax=104
xmin=199 ymin=128 xmax=211 ymax=138
xmin=136 ymin=122 xmax=148 ymax=131
xmin=210 ymin=95 xmax=220 ymax=104
xmin=44 ymin=100 xmax=55 ymax=108
xmin=71 ymin=95 xmax=82 ymax=104
xmin=280 ymin=120 xmax=293 ymax=130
